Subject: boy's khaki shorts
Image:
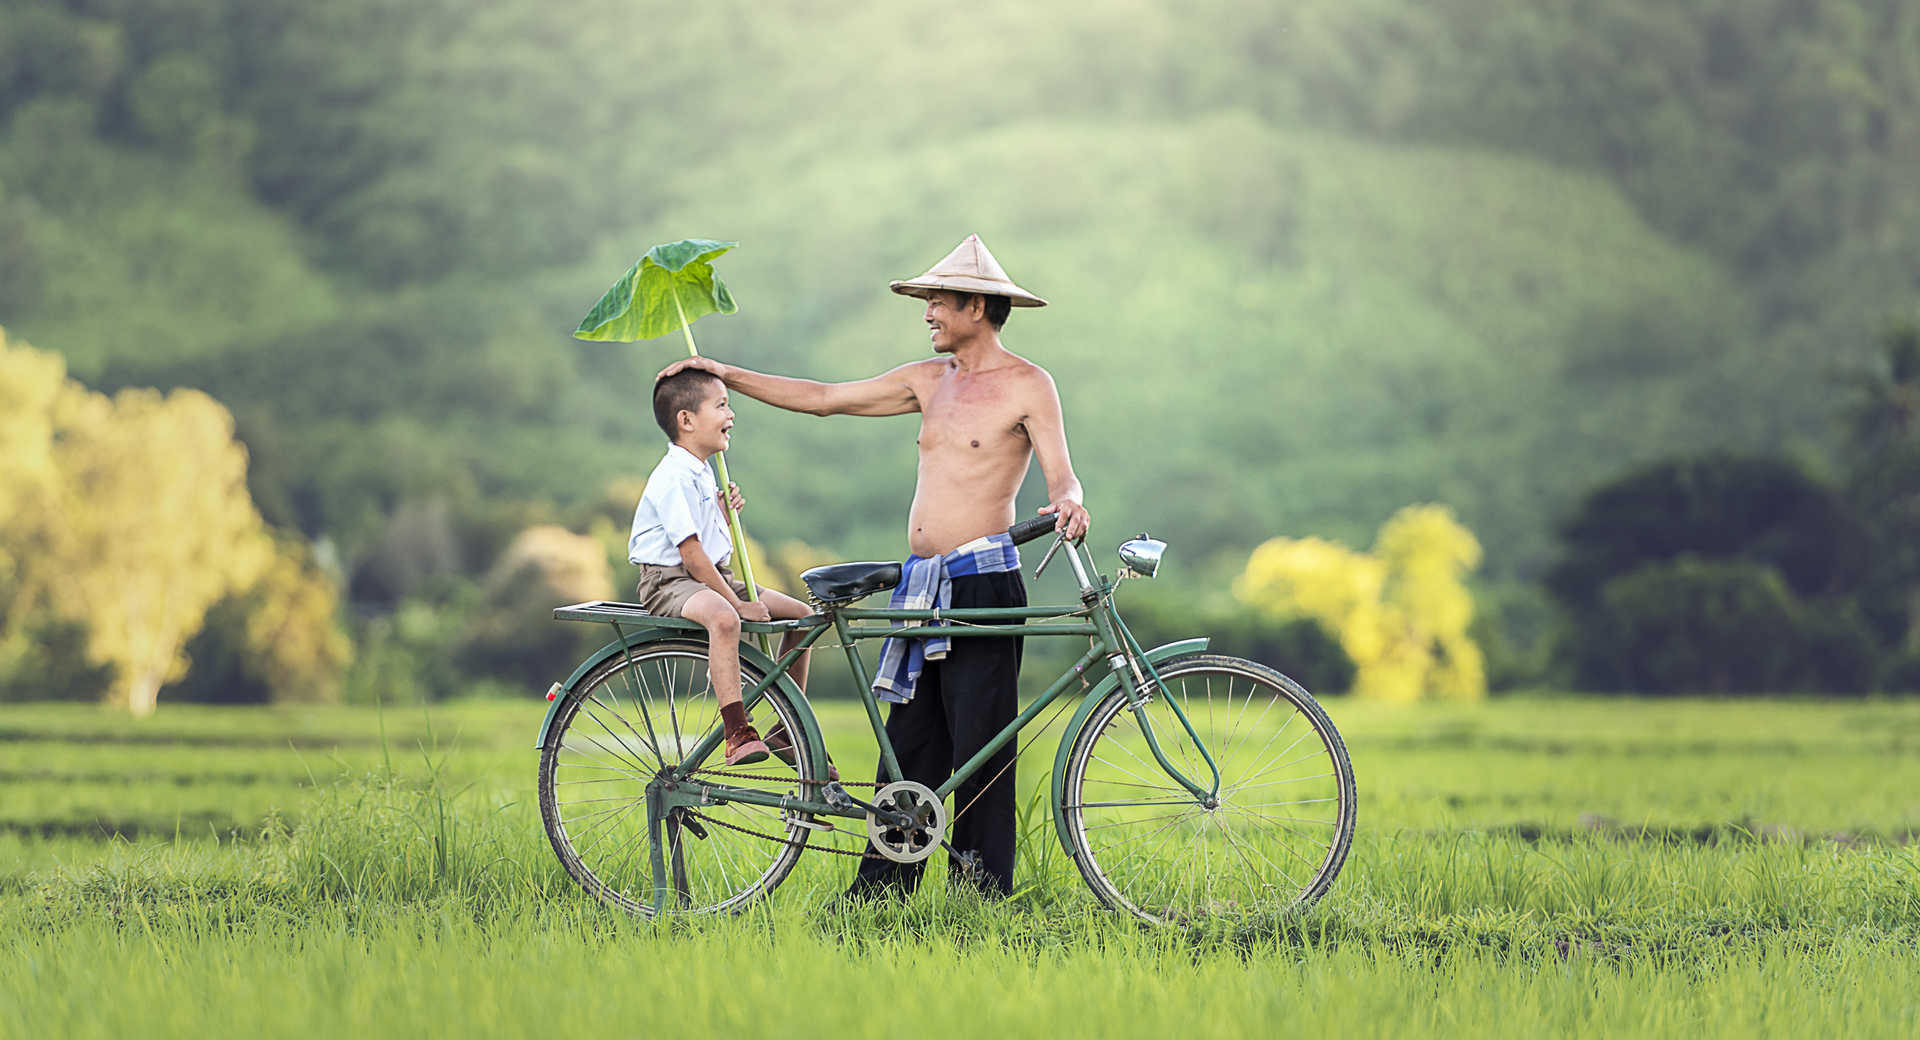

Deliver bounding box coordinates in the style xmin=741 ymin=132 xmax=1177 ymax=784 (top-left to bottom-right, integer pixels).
xmin=634 ymin=562 xmax=766 ymax=618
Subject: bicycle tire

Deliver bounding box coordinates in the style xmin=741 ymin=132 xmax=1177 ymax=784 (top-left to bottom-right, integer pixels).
xmin=538 ymin=639 xmax=823 ymax=917
xmin=1060 ymin=653 xmax=1356 ymax=923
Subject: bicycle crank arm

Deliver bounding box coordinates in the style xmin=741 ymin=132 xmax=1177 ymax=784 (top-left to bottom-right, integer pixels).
xmin=825 ymin=782 xmax=913 ymax=829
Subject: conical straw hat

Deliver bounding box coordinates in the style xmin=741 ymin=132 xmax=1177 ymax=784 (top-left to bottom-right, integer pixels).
xmin=889 ymin=234 xmax=1047 ymax=308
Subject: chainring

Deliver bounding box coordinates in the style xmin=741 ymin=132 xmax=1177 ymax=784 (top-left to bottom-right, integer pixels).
xmin=865 ymin=780 xmax=948 ymax=864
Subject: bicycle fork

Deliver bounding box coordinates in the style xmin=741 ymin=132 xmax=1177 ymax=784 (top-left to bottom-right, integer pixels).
xmin=1092 ymin=608 xmax=1221 ymax=802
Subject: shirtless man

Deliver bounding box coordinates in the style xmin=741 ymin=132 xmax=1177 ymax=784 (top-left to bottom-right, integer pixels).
xmin=658 ymin=234 xmax=1090 ymax=897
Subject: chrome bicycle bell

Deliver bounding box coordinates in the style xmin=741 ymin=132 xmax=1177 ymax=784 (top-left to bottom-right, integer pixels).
xmin=1117 ymin=534 xmax=1167 ymax=578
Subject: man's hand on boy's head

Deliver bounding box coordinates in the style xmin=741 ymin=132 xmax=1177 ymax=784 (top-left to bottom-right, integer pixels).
xmin=718 ymin=482 xmax=745 ymax=514
xmin=659 ymin=356 xmax=729 ymax=383
xmin=735 ymin=599 xmax=772 ymax=623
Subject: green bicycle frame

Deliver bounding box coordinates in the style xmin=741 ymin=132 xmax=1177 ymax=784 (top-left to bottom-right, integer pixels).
xmin=541 ymin=538 xmax=1223 ymax=911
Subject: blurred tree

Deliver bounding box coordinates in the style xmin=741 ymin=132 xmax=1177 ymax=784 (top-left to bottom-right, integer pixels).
xmin=351 ymin=497 xmax=464 ymax=606
xmin=1547 ymin=455 xmax=1866 ymax=610
xmin=43 ymin=386 xmax=273 ymax=714
xmin=0 ymin=327 xmax=67 ymax=645
xmin=165 ymin=537 xmax=352 ymax=704
xmin=0 ymin=6 xmax=124 ymax=109
xmin=1235 ymin=505 xmax=1485 ymax=701
xmin=1844 ymin=320 xmax=1920 ymax=451
xmin=124 ymin=52 xmax=220 ymax=151
xmin=1125 ymin=596 xmax=1355 ymax=695
xmin=0 ymin=181 xmax=44 ymax=316
xmin=1572 ymin=557 xmax=1877 ymax=695
xmin=1375 ymin=505 xmax=1487 ymax=699
xmin=1550 ymin=451 xmax=1886 ymax=693
xmin=0 ymin=615 xmax=116 ymax=703
xmin=1842 ymin=319 xmax=1920 ymax=651
xmin=1 ymin=329 xmax=274 ymax=714
xmin=455 ymin=524 xmax=613 ymax=690
xmin=341 ymin=599 xmax=469 ymax=705
xmin=1584 ymin=559 xmax=1803 ymax=694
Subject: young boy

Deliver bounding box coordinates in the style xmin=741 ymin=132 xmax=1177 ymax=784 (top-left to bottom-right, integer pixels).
xmin=630 ymin=369 xmax=814 ymax=765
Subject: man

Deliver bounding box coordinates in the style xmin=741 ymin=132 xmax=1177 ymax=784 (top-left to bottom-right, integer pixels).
xmin=658 ymin=233 xmax=1091 ymax=898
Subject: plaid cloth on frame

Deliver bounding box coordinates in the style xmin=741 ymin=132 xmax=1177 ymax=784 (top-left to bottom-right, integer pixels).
xmin=871 ymin=532 xmax=1022 ymax=704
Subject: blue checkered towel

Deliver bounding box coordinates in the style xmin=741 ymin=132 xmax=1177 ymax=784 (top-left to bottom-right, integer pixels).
xmin=871 ymin=532 xmax=1022 ymax=704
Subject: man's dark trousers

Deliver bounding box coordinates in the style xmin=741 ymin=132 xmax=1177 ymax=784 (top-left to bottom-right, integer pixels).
xmin=851 ymin=569 xmax=1026 ymax=898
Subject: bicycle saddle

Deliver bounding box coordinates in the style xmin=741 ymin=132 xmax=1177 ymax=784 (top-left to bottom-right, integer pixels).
xmin=800 ymin=561 xmax=902 ymax=604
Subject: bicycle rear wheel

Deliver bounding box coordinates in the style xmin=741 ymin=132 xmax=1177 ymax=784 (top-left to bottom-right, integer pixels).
xmin=538 ymin=639 xmax=823 ymax=917
xmin=1061 ymin=654 xmax=1355 ymax=923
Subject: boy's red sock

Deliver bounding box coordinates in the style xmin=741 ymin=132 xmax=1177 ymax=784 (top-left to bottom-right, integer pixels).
xmin=719 ymin=701 xmax=751 ymax=736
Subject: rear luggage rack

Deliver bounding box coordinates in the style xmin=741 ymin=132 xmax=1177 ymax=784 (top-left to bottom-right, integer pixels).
xmin=551 ymin=600 xmax=821 ymax=634
xmin=552 ymin=600 xmax=663 ymax=625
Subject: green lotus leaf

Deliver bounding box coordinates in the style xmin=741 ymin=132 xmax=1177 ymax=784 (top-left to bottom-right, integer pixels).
xmin=573 ymin=239 xmax=739 ymax=342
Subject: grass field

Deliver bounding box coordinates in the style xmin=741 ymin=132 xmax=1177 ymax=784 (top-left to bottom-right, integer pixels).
xmin=4 ymin=694 xmax=1919 ymax=1038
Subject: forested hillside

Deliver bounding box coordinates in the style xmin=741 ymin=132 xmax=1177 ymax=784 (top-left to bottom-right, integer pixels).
xmin=4 ymin=0 xmax=1916 ymax=597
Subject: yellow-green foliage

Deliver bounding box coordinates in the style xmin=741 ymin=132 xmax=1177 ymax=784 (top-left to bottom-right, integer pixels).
xmin=1235 ymin=505 xmax=1485 ymax=701
xmin=0 ymin=327 xmax=343 ymax=713
xmin=229 ymin=539 xmax=353 ymax=703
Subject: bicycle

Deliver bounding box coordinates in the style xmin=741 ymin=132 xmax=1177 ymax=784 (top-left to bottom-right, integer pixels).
xmin=535 ymin=516 xmax=1356 ymax=924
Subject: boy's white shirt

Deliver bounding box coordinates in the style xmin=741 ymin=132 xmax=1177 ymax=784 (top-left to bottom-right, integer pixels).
xmin=628 ymin=443 xmax=732 ymax=567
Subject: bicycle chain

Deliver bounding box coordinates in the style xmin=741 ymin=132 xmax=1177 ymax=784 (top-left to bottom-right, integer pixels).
xmin=678 ymin=767 xmax=886 ymax=858
xmin=687 ymin=766 xmax=877 ymax=788
xmin=682 ymin=808 xmax=887 ymax=859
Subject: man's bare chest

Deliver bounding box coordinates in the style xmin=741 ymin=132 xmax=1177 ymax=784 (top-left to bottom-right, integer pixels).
xmin=915 ymin=380 xmax=1029 ymax=456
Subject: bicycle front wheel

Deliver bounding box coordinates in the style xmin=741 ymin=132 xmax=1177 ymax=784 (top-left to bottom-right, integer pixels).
xmin=1061 ymin=654 xmax=1356 ymax=923
xmin=538 ymin=639 xmax=824 ymax=917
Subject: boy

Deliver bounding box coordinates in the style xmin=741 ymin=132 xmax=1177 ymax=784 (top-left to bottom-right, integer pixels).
xmin=630 ymin=369 xmax=814 ymax=765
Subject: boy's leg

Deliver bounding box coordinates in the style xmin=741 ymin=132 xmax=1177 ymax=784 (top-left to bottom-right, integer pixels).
xmin=680 ymin=590 xmax=768 ymax=765
xmin=679 ymin=590 xmax=744 ymax=708
xmin=759 ymin=588 xmax=814 ymax=691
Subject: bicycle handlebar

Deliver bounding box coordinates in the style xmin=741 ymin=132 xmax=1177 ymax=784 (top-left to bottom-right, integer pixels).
xmin=1006 ymin=515 xmax=1060 ymax=547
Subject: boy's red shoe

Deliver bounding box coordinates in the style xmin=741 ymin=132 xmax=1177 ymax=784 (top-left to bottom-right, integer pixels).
xmin=723 ymin=725 xmax=771 ymax=766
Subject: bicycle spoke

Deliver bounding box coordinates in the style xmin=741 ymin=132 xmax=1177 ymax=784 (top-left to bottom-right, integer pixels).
xmin=578 ymin=699 xmax=663 ymax=773
xmin=1076 ymin=775 xmax=1188 ymax=796
xmin=1090 ymin=810 xmax=1204 ymax=884
xmin=1232 ymin=712 xmax=1310 ymax=787
xmin=663 ymin=655 xmax=685 ymax=761
xmin=1095 ymin=716 xmax=1173 ymax=780
xmin=1218 ymin=804 xmax=1341 ymax=829
xmin=1221 ymin=771 xmax=1335 ymax=793
xmin=1232 ymin=796 xmax=1341 ymax=810
xmin=1078 ymin=809 xmax=1202 ymax=833
xmin=567 ymin=798 xmax=647 ymax=861
xmin=1221 ymin=810 xmax=1323 ymax=875
xmin=1224 ymin=682 xmax=1286 ymax=764
xmin=1068 ymin=798 xmax=1206 ymax=809
xmin=1087 ymin=746 xmax=1167 ymax=792
xmin=608 ymin=813 xmax=655 ymax=898
xmin=551 ymin=761 xmax=652 ymax=775
xmin=1216 ymin=816 xmax=1297 ymax=891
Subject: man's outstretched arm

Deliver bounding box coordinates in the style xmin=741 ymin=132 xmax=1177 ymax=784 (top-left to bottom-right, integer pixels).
xmin=659 ymin=357 xmax=921 ymax=417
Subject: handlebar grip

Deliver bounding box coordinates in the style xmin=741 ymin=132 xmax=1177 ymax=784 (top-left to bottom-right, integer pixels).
xmin=1007 ymin=515 xmax=1058 ymax=546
